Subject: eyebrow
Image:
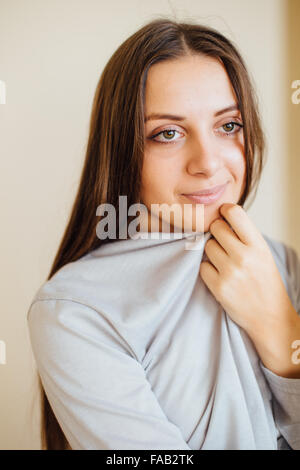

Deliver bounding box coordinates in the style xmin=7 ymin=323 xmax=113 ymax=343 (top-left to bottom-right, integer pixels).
xmin=144 ymin=104 xmax=239 ymax=123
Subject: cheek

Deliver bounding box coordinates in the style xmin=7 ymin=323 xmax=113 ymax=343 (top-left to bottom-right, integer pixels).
xmin=141 ymin=154 xmax=177 ymax=200
xmin=235 ymin=156 xmax=246 ymax=183
xmin=224 ymin=144 xmax=246 ymax=181
xmin=230 ymin=151 xmax=247 ymax=199
xmin=237 ymin=150 xmax=247 ymax=184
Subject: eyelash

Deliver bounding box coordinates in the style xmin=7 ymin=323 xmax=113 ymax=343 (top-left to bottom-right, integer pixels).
xmin=148 ymin=121 xmax=244 ymax=144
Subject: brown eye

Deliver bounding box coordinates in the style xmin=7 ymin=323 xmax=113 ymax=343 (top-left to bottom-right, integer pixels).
xmin=149 ymin=128 xmax=181 ymax=144
xmin=222 ymin=122 xmax=235 ymax=132
xmin=162 ymin=130 xmax=176 ymax=140
xmin=218 ymin=121 xmax=243 ymax=136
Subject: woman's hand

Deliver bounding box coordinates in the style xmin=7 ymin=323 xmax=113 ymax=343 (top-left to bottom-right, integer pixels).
xmin=199 ymin=203 xmax=299 ymax=349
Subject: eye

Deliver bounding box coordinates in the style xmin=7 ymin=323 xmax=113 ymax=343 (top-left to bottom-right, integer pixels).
xmin=218 ymin=121 xmax=243 ymax=136
xmin=149 ymin=128 xmax=182 ymax=144
xmin=148 ymin=120 xmax=243 ymax=145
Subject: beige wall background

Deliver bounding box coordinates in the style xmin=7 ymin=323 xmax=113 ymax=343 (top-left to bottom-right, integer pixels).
xmin=0 ymin=0 xmax=299 ymax=450
xmin=287 ymin=0 xmax=300 ymax=252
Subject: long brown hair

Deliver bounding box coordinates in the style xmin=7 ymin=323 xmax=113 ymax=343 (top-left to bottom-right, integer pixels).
xmin=37 ymin=17 xmax=266 ymax=450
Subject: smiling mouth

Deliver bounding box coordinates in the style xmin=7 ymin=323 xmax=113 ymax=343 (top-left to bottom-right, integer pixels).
xmin=182 ymin=182 xmax=228 ymax=196
xmin=181 ymin=182 xmax=228 ymax=205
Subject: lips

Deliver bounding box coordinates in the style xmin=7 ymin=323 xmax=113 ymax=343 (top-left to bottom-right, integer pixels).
xmin=181 ymin=182 xmax=228 ymax=205
xmin=182 ymin=182 xmax=228 ymax=196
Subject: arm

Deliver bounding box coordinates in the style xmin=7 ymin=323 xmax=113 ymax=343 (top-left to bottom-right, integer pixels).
xmin=259 ymin=360 xmax=300 ymax=450
xmin=257 ymin=243 xmax=300 ymax=450
xmin=27 ymin=298 xmax=191 ymax=450
xmin=199 ymin=204 xmax=300 ymax=450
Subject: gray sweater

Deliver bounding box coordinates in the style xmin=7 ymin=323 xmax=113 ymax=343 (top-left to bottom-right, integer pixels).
xmin=27 ymin=231 xmax=300 ymax=450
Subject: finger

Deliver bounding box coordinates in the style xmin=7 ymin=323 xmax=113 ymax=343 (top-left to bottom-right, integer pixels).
xmin=199 ymin=260 xmax=219 ymax=294
xmin=219 ymin=203 xmax=259 ymax=246
xmin=204 ymin=237 xmax=228 ymax=273
xmin=209 ymin=218 xmax=241 ymax=257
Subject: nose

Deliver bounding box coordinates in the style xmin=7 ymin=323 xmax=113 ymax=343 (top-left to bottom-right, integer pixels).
xmin=186 ymin=127 xmax=222 ymax=177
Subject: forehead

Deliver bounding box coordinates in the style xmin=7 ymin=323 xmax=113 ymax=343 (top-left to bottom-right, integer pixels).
xmin=144 ymin=55 xmax=237 ymax=116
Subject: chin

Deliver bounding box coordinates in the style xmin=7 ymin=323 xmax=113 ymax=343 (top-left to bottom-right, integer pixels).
xmin=185 ymin=204 xmax=223 ymax=233
xmin=204 ymin=210 xmax=222 ymax=228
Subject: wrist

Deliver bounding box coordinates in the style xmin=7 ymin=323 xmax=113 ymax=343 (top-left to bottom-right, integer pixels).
xmin=247 ymin=308 xmax=300 ymax=378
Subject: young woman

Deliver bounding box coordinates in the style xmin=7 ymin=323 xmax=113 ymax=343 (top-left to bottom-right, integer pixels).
xmin=27 ymin=18 xmax=300 ymax=450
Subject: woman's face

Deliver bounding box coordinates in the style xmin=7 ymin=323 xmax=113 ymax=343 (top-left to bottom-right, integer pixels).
xmin=140 ymin=54 xmax=246 ymax=234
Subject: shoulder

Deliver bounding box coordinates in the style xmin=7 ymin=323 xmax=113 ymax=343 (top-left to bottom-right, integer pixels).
xmin=27 ymin=248 xmax=115 ymax=315
xmin=27 ymin=252 xmax=138 ymax=361
xmin=26 ymin=245 xmax=141 ymax=359
xmin=27 ymin=251 xmax=110 ymax=341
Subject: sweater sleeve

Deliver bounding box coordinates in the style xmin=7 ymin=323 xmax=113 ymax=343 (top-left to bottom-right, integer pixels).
xmin=259 ymin=242 xmax=300 ymax=450
xmin=27 ymin=298 xmax=191 ymax=450
xmin=259 ymin=361 xmax=300 ymax=450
